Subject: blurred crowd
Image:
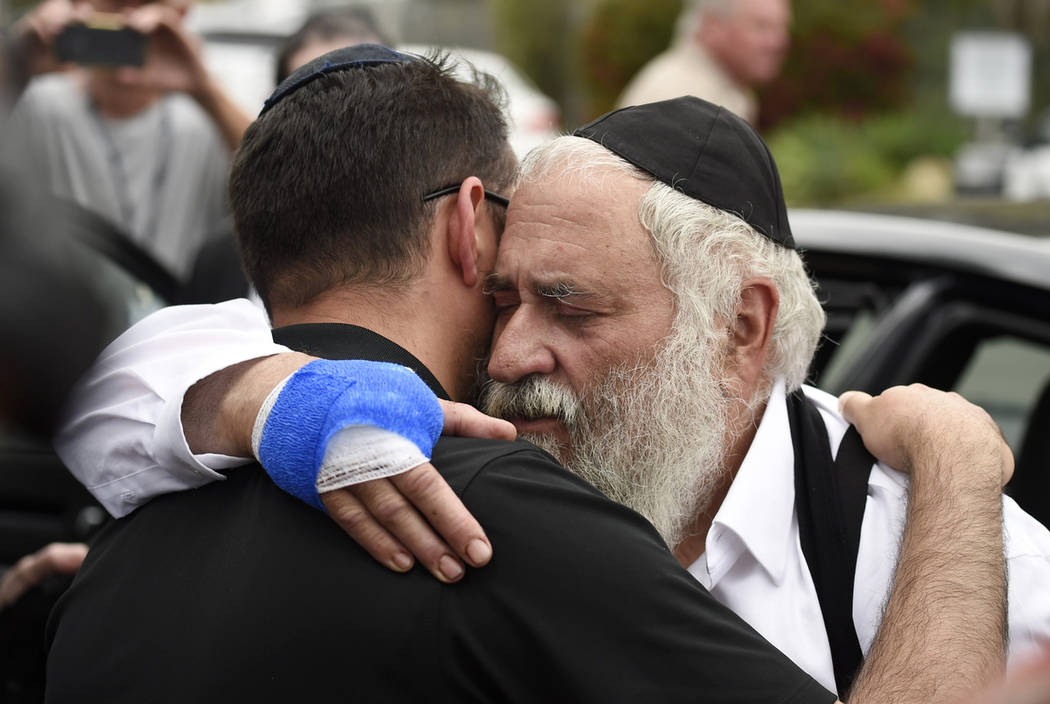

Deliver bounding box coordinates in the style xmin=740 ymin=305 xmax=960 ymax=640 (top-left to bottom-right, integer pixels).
xmin=0 ymin=0 xmax=395 ymax=290
xmin=0 ymin=0 xmax=798 ymax=350
xmin=0 ymin=0 xmax=801 ymax=405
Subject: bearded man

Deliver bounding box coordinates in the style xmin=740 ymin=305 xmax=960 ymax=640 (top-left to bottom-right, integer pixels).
xmin=475 ymin=102 xmax=1050 ymax=693
xmin=54 ymin=93 xmax=1038 ymax=700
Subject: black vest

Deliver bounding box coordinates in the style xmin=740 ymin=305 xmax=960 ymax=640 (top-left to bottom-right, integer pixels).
xmin=787 ymin=389 xmax=876 ymax=699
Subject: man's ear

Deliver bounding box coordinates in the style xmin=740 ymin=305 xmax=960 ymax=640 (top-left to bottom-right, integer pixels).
xmin=446 ymin=176 xmax=486 ymax=287
xmin=729 ymin=277 xmax=779 ymax=391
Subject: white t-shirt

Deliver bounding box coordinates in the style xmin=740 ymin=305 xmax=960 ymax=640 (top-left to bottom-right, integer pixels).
xmin=3 ymin=73 xmax=231 ymax=280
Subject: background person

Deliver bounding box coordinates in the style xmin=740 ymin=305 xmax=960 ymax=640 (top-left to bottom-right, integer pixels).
xmin=1 ymin=0 xmax=250 ymax=281
xmin=274 ymin=6 xmax=389 ymax=84
xmin=617 ymin=0 xmax=791 ymax=124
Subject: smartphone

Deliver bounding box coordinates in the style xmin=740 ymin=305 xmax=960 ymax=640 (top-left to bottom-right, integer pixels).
xmin=54 ymin=21 xmax=147 ymax=67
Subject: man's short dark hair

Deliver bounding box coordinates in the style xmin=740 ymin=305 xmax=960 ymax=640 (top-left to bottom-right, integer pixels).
xmin=274 ymin=8 xmax=390 ymax=84
xmin=230 ymin=53 xmax=516 ymax=312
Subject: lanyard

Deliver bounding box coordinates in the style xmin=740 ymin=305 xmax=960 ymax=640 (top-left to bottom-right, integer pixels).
xmin=88 ymin=98 xmax=172 ymax=247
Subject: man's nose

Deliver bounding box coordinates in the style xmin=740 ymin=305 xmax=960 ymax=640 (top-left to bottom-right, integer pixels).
xmin=488 ymin=306 xmax=556 ymax=383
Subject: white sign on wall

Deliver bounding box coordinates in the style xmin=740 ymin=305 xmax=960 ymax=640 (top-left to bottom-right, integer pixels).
xmin=950 ymin=32 xmax=1032 ymax=119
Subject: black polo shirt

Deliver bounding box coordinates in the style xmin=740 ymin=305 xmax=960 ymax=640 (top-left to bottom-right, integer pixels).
xmin=46 ymin=324 xmax=835 ymax=703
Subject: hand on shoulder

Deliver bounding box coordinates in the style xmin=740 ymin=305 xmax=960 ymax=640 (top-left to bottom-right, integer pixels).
xmin=839 ymin=383 xmax=1013 ymax=488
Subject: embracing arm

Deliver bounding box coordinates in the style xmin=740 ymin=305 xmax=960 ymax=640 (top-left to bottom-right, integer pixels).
xmin=841 ymin=386 xmax=1010 ymax=704
xmin=53 ymin=299 xmax=288 ymax=516
xmin=182 ymin=353 xmax=511 ymax=582
xmin=54 ymin=299 xmax=512 ymax=581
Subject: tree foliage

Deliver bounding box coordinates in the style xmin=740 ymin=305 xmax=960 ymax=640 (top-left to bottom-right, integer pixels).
xmin=489 ymin=0 xmax=574 ymax=114
xmin=768 ymin=106 xmax=969 ymax=205
xmin=759 ymin=0 xmax=915 ymax=130
xmin=577 ymin=0 xmax=681 ymax=119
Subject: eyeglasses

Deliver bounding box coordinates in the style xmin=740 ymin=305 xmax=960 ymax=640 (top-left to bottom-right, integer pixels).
xmin=422 ymin=184 xmax=510 ymax=209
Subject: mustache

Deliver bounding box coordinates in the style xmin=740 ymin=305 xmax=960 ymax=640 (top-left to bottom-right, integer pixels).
xmin=479 ymin=374 xmax=582 ymax=427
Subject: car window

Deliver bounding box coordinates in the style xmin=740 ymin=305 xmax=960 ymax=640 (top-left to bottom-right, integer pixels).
xmin=816 ymin=308 xmax=878 ymax=393
xmin=953 ymin=336 xmax=1050 ymax=450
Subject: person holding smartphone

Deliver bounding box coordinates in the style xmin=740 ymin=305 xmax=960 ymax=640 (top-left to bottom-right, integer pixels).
xmin=2 ymin=0 xmax=250 ymax=281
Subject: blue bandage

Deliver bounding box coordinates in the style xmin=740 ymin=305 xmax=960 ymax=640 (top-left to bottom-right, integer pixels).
xmin=257 ymin=359 xmax=444 ymax=510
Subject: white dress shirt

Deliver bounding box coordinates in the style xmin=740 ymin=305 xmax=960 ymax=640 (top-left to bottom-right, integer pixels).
xmin=55 ymin=301 xmax=1050 ymax=694
xmin=54 ymin=299 xmax=283 ymax=516
xmin=691 ymin=382 xmax=1050 ymax=694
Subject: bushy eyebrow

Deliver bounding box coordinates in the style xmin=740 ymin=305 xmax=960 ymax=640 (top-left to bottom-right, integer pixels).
xmin=482 ymin=273 xmax=596 ymax=303
xmin=536 ymin=281 xmax=589 ymax=301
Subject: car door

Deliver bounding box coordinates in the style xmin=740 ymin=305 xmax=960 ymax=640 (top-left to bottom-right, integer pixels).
xmin=807 ymin=252 xmax=1050 ymax=528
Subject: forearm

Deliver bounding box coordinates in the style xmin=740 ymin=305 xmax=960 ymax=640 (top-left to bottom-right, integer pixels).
xmin=848 ymin=439 xmax=1006 ymax=702
xmin=5 ymin=0 xmax=80 ymax=98
xmin=191 ymin=76 xmax=252 ymax=152
xmin=183 ymin=351 xmax=314 ymax=457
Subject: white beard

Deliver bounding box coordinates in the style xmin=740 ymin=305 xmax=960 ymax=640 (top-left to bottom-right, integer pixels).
xmin=479 ymin=327 xmax=733 ymax=549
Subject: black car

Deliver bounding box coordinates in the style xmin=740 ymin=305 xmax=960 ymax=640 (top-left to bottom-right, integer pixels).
xmin=795 ymin=209 xmax=1050 ymax=527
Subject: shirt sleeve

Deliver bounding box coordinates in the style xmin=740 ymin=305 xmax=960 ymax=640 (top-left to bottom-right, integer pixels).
xmin=1002 ymin=495 xmax=1050 ymax=668
xmin=52 ymin=298 xmax=288 ymax=517
xmin=855 ymin=462 xmax=1050 ymax=671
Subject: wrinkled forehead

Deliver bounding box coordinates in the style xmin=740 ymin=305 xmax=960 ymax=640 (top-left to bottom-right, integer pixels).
xmin=495 ymin=166 xmax=658 ymax=287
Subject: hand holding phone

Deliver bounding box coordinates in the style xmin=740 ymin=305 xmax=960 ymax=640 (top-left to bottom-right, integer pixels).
xmin=54 ymin=15 xmax=147 ymax=68
xmin=113 ymin=3 xmax=208 ymax=96
xmin=13 ymin=0 xmax=82 ymax=76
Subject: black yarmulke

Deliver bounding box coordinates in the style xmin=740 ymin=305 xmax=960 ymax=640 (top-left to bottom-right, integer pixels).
xmin=573 ymin=96 xmax=794 ymax=249
xmin=261 ymin=43 xmax=416 ymax=116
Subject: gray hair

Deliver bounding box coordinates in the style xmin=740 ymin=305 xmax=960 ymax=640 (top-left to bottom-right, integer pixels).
xmin=519 ymin=136 xmax=825 ymax=393
xmin=676 ymin=0 xmax=737 ymax=44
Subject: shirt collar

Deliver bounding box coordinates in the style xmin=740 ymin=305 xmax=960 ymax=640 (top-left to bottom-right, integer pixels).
xmin=271 ymin=323 xmax=450 ymax=400
xmin=706 ymin=379 xmax=797 ymax=586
